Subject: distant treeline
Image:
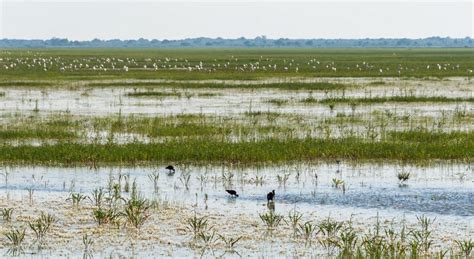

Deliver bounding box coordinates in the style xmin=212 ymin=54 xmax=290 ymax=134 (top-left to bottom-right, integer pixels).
xmin=0 ymin=36 xmax=472 ymax=48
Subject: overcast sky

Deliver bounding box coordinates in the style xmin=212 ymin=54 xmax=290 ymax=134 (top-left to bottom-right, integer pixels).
xmin=1 ymin=0 xmax=472 ymax=40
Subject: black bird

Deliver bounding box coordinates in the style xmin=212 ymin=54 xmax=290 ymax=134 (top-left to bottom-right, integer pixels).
xmin=226 ymin=189 xmax=239 ymax=197
xmin=267 ymin=190 xmax=275 ymax=202
xmin=165 ymin=165 xmax=175 ymax=174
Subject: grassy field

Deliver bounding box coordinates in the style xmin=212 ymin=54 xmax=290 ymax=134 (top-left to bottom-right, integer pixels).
xmin=1 ymin=112 xmax=473 ymax=164
xmin=1 ymin=135 xmax=472 ymax=165
xmin=1 ymin=48 xmax=473 ymax=81
xmin=0 ymin=48 xmax=473 ymax=165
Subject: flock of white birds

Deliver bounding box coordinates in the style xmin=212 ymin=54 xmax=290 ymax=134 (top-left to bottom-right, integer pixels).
xmin=0 ymin=52 xmax=472 ymax=75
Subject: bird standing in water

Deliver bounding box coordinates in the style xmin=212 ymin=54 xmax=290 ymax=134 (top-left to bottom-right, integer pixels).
xmin=267 ymin=190 xmax=275 ymax=203
xmin=165 ymin=165 xmax=175 ymax=175
xmin=226 ymin=189 xmax=239 ymax=197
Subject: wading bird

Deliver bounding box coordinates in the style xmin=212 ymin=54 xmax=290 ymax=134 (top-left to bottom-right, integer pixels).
xmin=267 ymin=190 xmax=275 ymax=202
xmin=226 ymin=190 xmax=239 ymax=197
xmin=165 ymin=165 xmax=175 ymax=174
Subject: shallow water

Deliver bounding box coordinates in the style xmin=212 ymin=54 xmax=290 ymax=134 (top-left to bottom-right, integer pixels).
xmin=0 ymin=77 xmax=473 ymax=257
xmin=2 ymin=162 xmax=472 ymax=216
xmin=0 ymin=162 xmax=473 ymax=257
xmin=0 ymin=78 xmax=472 ymax=119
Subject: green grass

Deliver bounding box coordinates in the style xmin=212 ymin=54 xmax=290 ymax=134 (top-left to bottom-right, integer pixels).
xmin=367 ymin=81 xmax=386 ymax=85
xmin=306 ymin=96 xmax=474 ymax=104
xmin=387 ymin=130 xmax=473 ymax=143
xmin=126 ymin=91 xmax=182 ymax=97
xmin=126 ymin=90 xmax=220 ymax=98
xmin=1 ymin=48 xmax=473 ymax=81
xmin=0 ymin=81 xmax=54 ymax=87
xmin=0 ymin=129 xmax=76 ymax=140
xmin=265 ymin=98 xmax=289 ymax=106
xmin=90 ymin=81 xmax=349 ymax=90
xmin=1 ymin=134 xmax=471 ymax=165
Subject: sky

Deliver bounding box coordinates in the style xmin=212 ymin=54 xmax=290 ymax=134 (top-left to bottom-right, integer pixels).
xmin=1 ymin=0 xmax=472 ymax=40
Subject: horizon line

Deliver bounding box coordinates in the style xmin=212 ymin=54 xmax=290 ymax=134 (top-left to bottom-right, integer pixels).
xmin=2 ymin=36 xmax=473 ymax=41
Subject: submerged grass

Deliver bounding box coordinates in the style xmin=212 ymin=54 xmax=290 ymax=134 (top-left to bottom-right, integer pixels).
xmin=0 ymin=81 xmax=54 ymax=87
xmin=314 ymin=96 xmax=474 ymax=104
xmin=387 ymin=130 xmax=474 ymax=143
xmin=89 ymin=81 xmax=350 ymax=90
xmin=0 ymin=129 xmax=76 ymax=140
xmin=126 ymin=91 xmax=182 ymax=97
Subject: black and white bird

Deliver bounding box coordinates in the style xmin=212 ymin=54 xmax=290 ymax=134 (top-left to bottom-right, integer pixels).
xmin=266 ymin=190 xmax=275 ymax=202
xmin=226 ymin=189 xmax=239 ymax=197
xmin=165 ymin=165 xmax=175 ymax=175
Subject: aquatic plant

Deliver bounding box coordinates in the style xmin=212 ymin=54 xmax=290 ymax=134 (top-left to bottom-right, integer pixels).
xmin=410 ymin=215 xmax=436 ymax=255
xmin=29 ymin=212 xmax=57 ymax=241
xmin=287 ymin=210 xmax=303 ymax=237
xmin=148 ymin=171 xmax=160 ymax=193
xmin=186 ymin=214 xmax=210 ymax=239
xmin=4 ymin=227 xmax=25 ymax=248
xmin=92 ymin=208 xmax=119 ymax=226
xmin=67 ymin=193 xmax=88 ymax=207
xmin=123 ymin=197 xmax=151 ymax=229
xmin=123 ymin=173 xmax=130 ymax=193
xmin=90 ymin=188 xmax=105 ymax=208
xmin=1 ymin=208 xmax=14 ymax=222
xmin=331 ymin=178 xmax=345 ymax=189
xmin=179 ymin=171 xmax=191 ymax=190
xmin=455 ymin=239 xmax=473 ymax=257
xmin=334 ymin=226 xmax=358 ymax=256
xmin=82 ymin=234 xmax=94 ymax=252
xmin=27 ymin=187 xmax=35 ymax=204
xmin=318 ymin=217 xmax=343 ymax=237
xmin=298 ymin=221 xmax=317 ymax=245
xmin=198 ymin=230 xmax=218 ymax=247
xmin=130 ymin=178 xmax=138 ymax=200
xmin=277 ymin=173 xmax=290 ymax=186
xmin=218 ymin=234 xmax=243 ymax=251
xmin=259 ymin=211 xmax=284 ymax=230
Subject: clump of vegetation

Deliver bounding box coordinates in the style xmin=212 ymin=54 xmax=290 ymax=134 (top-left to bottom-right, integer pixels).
xmin=318 ymin=217 xmax=344 ymax=238
xmin=127 ymin=91 xmax=182 ymax=97
xmin=331 ymin=178 xmax=345 ymax=189
xmin=259 ymin=211 xmax=284 ymax=230
xmin=298 ymin=221 xmax=317 ymax=245
xmin=410 ymin=215 xmax=435 ymax=254
xmin=67 ymin=193 xmax=88 ymax=207
xmin=28 ymin=212 xmax=57 ymax=242
xmin=90 ymin=188 xmax=106 ymax=208
xmin=1 ymin=208 xmax=14 ymax=222
xmin=218 ymin=234 xmax=243 ymax=252
xmin=123 ymin=197 xmax=151 ymax=229
xmin=265 ymin=98 xmax=289 ymax=106
xmin=148 ymin=171 xmax=160 ymax=193
xmin=317 ymin=96 xmax=474 ymax=104
xmin=186 ymin=214 xmax=210 ymax=239
xmin=455 ymin=239 xmax=473 ymax=257
xmin=287 ymin=210 xmax=303 ymax=237
xmin=4 ymin=227 xmax=26 ymax=248
xmin=82 ymin=234 xmax=94 ymax=254
xmin=92 ymin=208 xmax=119 ymax=226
